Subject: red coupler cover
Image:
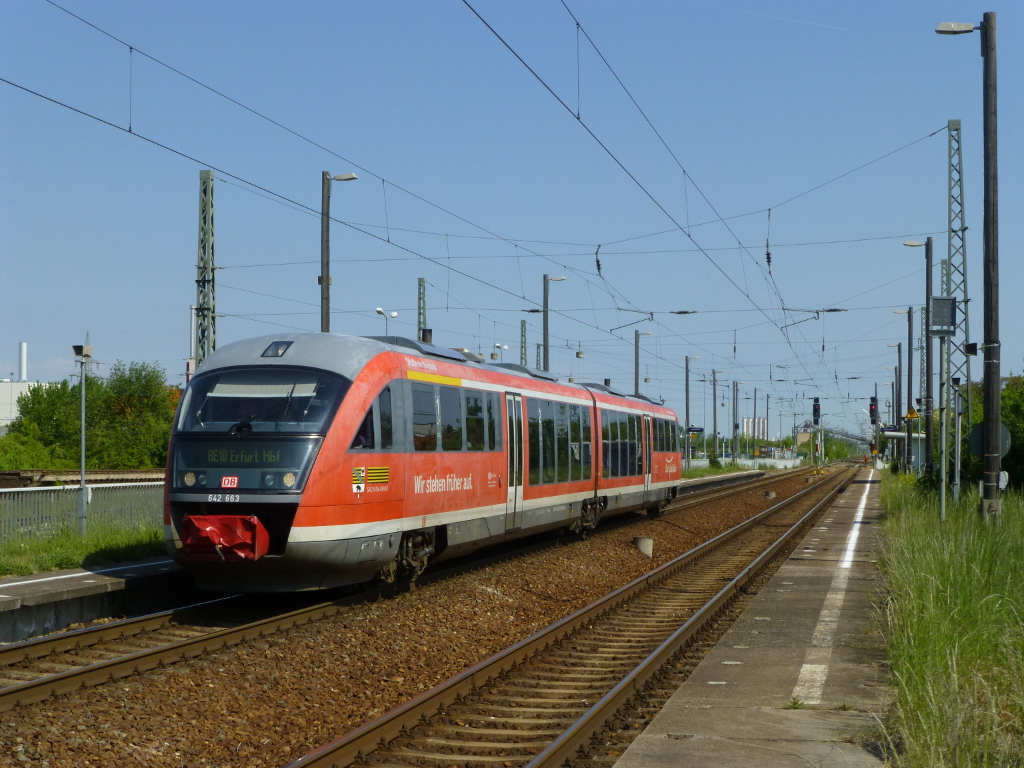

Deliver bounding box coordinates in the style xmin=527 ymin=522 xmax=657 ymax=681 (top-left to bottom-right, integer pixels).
xmin=181 ymin=515 xmax=270 ymax=561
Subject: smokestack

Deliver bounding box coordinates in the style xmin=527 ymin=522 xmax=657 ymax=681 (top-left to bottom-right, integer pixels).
xmin=18 ymin=342 xmax=27 ymax=382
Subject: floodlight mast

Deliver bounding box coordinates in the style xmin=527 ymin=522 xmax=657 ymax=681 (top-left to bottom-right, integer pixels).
xmin=936 ymin=13 xmax=1001 ymax=522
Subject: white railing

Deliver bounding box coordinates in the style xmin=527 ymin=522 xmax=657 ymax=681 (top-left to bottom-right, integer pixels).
xmin=0 ymin=482 xmax=164 ymax=542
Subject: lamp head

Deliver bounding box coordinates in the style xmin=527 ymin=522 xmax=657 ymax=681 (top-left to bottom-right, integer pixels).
xmin=375 ymin=308 xmax=385 ymax=316
xmin=935 ymin=21 xmax=976 ymax=35
xmin=333 ymin=173 xmax=358 ymax=181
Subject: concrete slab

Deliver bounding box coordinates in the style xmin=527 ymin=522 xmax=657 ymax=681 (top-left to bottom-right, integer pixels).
xmin=0 ymin=558 xmax=189 ymax=642
xmin=614 ymin=468 xmax=888 ymax=768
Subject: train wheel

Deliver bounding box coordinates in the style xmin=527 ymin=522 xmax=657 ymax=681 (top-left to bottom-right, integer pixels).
xmin=399 ymin=530 xmax=435 ymax=582
xmin=581 ymin=500 xmax=602 ymax=531
xmin=375 ymin=558 xmax=399 ymax=585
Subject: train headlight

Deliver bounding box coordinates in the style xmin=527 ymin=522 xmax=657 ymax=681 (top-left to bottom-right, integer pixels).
xmin=184 ymin=472 xmax=196 ymax=487
xmin=263 ymin=473 xmax=276 ymax=488
xmin=197 ymin=473 xmax=207 ymax=487
xmin=282 ymin=472 xmax=296 ymax=488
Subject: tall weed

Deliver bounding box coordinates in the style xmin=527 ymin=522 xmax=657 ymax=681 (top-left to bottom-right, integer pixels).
xmin=880 ymin=476 xmax=1024 ymax=766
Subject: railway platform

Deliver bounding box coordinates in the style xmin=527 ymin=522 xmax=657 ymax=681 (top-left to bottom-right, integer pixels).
xmin=0 ymin=558 xmax=186 ymax=643
xmin=613 ymin=466 xmax=889 ymax=768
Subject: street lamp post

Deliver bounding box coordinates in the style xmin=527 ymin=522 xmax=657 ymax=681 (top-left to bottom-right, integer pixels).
xmin=888 ymin=343 xmax=902 ymax=468
xmin=895 ymin=308 xmax=914 ymax=472
xmin=905 ymin=239 xmax=934 ymax=474
xmin=72 ymin=342 xmax=93 ymax=535
xmin=542 ymin=275 xmax=565 ymax=372
xmin=320 ymin=171 xmax=358 ymax=333
xmin=375 ymin=307 xmax=398 ymax=335
xmin=937 ymin=13 xmax=1000 ymax=521
xmin=633 ymin=330 xmax=651 ymax=395
xmin=712 ymin=370 xmax=722 ymax=460
xmin=685 ymin=356 xmax=697 ymax=470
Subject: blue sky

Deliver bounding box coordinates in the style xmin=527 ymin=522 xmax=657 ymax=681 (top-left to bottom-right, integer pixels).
xmin=2 ymin=1 xmax=1020 ymax=440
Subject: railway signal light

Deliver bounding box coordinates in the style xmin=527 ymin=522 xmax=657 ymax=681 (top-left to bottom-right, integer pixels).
xmin=812 ymin=397 xmax=820 ymax=426
xmin=869 ymin=396 xmax=878 ymax=424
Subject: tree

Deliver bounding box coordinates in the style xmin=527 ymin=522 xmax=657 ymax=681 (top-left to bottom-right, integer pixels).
xmin=0 ymin=429 xmax=56 ymax=471
xmin=5 ymin=362 xmax=179 ymax=470
xmin=91 ymin=362 xmax=179 ymax=468
xmin=6 ymin=380 xmax=80 ymax=465
xmin=957 ymin=375 xmax=1024 ymax=489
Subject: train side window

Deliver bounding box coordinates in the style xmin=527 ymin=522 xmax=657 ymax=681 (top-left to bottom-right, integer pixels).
xmin=631 ymin=414 xmax=642 ymax=475
xmin=581 ymin=407 xmax=592 ymax=480
xmin=606 ymin=411 xmax=614 ymax=479
xmin=440 ymin=386 xmax=463 ymax=451
xmin=604 ymin=412 xmax=614 ymax=478
xmin=351 ymin=405 xmax=375 ymax=449
xmin=569 ymin=405 xmax=581 ymax=482
xmin=528 ymin=399 xmax=541 ymax=484
xmin=556 ymin=402 xmax=570 ymax=482
xmin=541 ymin=400 xmax=556 ymax=484
xmin=616 ymin=412 xmax=627 ymax=477
xmin=619 ymin=413 xmax=628 ymax=476
xmin=412 ymin=384 xmax=437 ymax=451
xmin=487 ymin=392 xmax=502 ymax=450
xmin=657 ymin=419 xmax=666 ymax=452
xmin=600 ymin=410 xmax=611 ymax=478
xmin=379 ymin=386 xmax=393 ymax=449
xmin=466 ymin=391 xmax=485 ymax=451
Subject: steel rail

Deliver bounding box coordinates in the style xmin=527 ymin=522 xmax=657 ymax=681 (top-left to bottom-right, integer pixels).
xmin=0 ymin=598 xmax=344 ymax=712
xmin=526 ymin=468 xmax=855 ymax=767
xmin=0 ymin=467 xmax=818 ymax=715
xmin=286 ymin=468 xmax=853 ymax=768
xmin=0 ymin=596 xmax=238 ymax=668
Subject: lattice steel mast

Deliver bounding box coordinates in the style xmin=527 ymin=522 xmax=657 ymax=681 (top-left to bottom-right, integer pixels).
xmin=195 ymin=170 xmax=216 ymax=367
xmin=945 ymin=119 xmax=972 ymax=417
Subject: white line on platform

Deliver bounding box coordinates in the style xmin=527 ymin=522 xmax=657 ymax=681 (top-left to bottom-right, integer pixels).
xmin=791 ymin=469 xmax=873 ymax=704
xmin=0 ymin=560 xmax=175 ymax=588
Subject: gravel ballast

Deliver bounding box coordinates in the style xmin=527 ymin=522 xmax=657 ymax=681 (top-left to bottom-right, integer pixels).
xmin=1 ymin=473 xmax=816 ymax=767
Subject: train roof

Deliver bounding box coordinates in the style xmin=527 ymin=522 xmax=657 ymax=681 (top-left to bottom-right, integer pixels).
xmin=194 ymin=333 xmax=674 ymax=414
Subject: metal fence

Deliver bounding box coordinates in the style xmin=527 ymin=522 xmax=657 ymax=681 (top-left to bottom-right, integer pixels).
xmin=0 ymin=483 xmax=164 ymax=542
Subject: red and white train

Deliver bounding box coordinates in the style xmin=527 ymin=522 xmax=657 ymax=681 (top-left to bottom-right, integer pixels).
xmin=164 ymin=333 xmax=684 ymax=591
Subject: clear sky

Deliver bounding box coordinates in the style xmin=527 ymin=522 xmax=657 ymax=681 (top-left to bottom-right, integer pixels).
xmin=2 ymin=1 xmax=1020 ymax=440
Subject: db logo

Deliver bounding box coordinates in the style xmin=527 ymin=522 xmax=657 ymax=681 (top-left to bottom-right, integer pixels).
xmin=221 ymin=476 xmax=239 ymax=489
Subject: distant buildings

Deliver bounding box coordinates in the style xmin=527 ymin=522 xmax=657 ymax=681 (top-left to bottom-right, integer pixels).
xmin=741 ymin=416 xmax=768 ymax=440
xmin=0 ymin=380 xmax=35 ymax=435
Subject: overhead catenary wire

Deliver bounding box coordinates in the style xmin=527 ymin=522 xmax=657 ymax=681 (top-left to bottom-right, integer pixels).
xmin=17 ymin=4 xmax=925 ymax=422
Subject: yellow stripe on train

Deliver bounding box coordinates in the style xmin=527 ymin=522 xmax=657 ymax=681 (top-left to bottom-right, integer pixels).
xmin=407 ymin=370 xmax=463 ymax=387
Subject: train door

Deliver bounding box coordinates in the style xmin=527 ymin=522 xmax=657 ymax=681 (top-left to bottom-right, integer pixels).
xmin=643 ymin=415 xmax=653 ymax=497
xmin=504 ymin=393 xmax=525 ymax=531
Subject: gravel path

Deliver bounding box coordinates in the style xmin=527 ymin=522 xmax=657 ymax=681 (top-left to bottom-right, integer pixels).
xmin=1 ymin=474 xmax=813 ymax=767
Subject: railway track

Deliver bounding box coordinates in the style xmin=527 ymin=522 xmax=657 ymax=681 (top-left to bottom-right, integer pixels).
xmin=287 ymin=466 xmax=855 ymax=768
xmin=0 ymin=467 xmax=820 ymax=716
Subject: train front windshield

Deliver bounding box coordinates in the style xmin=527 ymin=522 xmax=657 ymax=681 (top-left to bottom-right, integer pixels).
xmin=171 ymin=367 xmax=349 ymax=493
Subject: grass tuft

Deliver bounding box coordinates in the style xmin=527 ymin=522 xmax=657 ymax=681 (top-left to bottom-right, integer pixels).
xmin=880 ymin=476 xmax=1024 ymax=767
xmin=0 ymin=524 xmax=164 ymax=577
